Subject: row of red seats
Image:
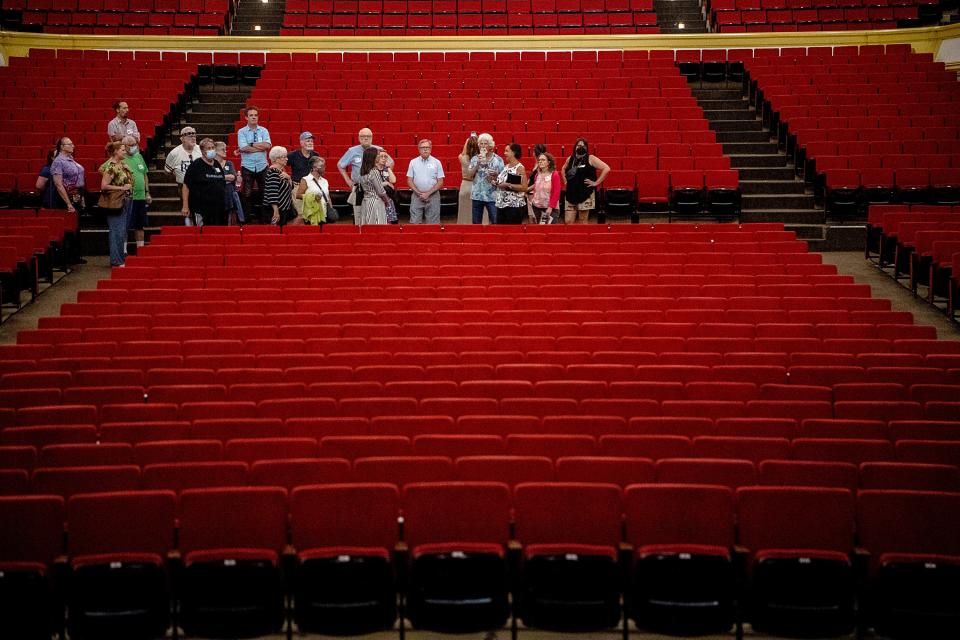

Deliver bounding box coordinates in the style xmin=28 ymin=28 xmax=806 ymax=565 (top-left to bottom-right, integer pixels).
xmin=21 ymin=11 xmax=225 ymax=31
xmin=9 ymin=0 xmax=228 ymax=10
xmin=3 ymin=401 xmax=958 ymax=436
xmin=863 ymin=207 xmax=960 ymax=317
xmin=2 ymin=484 xmax=957 ymax=636
xmin=865 ymin=204 xmax=957 ymax=258
xmin=279 ymin=19 xmax=659 ymax=35
xmin=286 ymin=0 xmax=655 ymax=11
xmin=868 ymin=206 xmax=959 ymax=271
xmin=713 ymin=8 xmax=917 ymax=31
xmin=822 ymin=168 xmax=959 ymax=216
xmin=6 ymin=433 xmax=959 ymax=483
xmin=2 ymin=395 xmax=959 ymax=438
xmin=0 ymin=211 xmax=75 ymax=307
xmin=711 ymin=0 xmax=931 ymax=8
xmin=7 ymin=365 xmax=959 ymax=401
xmin=4 ymin=451 xmax=960 ymax=497
xmin=12 ymin=336 xmax=960 ymax=371
xmin=3 ymin=399 xmax=959 ymax=439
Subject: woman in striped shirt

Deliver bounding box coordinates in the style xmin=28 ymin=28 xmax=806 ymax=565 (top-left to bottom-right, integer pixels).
xmin=264 ymin=146 xmax=295 ymax=226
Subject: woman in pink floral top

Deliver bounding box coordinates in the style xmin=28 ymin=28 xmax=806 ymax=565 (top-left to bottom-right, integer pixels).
xmin=528 ymin=151 xmax=561 ymax=224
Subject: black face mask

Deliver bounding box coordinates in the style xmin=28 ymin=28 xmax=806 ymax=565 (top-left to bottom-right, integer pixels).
xmin=575 ymin=147 xmax=587 ymax=156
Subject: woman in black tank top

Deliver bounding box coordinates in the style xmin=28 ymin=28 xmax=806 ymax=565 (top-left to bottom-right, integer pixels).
xmin=562 ymin=137 xmax=611 ymax=224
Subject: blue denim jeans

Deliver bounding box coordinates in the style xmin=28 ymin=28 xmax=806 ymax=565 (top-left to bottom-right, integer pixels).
xmin=106 ymin=199 xmax=131 ymax=266
xmin=471 ymin=199 xmax=497 ymax=225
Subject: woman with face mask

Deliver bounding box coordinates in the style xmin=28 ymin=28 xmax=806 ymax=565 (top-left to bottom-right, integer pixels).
xmin=561 ymin=138 xmax=610 ymax=225
xmin=215 ymin=141 xmax=244 ymax=225
xmin=296 ymin=156 xmax=334 ymax=225
xmin=463 ymin=132 xmax=504 ymax=224
xmin=182 ymin=138 xmax=228 ymax=226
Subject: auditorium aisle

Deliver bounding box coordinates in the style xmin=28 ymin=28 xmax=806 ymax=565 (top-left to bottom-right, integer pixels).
xmin=1 ymin=250 xmax=958 ymax=346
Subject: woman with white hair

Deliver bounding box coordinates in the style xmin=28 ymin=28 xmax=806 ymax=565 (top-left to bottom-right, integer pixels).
xmin=463 ymin=132 xmax=503 ymax=224
xmin=263 ymin=145 xmax=295 ymax=225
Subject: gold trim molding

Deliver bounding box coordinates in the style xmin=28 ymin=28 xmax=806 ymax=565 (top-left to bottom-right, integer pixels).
xmin=2 ymin=23 xmax=959 ymax=61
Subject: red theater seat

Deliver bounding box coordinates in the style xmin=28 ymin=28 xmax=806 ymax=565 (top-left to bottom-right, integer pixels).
xmin=402 ymin=481 xmax=512 ymax=632
xmin=65 ymin=491 xmax=177 ymax=639
xmin=513 ymin=482 xmax=623 ymax=630
xmin=857 ymin=490 xmax=960 ymax=638
xmin=737 ymin=487 xmax=857 ymax=637
xmin=177 ymin=487 xmax=288 ymax=637
xmin=624 ymin=484 xmax=736 ymax=635
xmin=289 ymin=483 xmax=399 ymax=634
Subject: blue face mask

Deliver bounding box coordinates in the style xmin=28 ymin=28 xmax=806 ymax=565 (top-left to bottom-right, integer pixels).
xmin=127 ymin=145 xmax=138 ymax=156
xmin=205 ymin=150 xmax=217 ymax=160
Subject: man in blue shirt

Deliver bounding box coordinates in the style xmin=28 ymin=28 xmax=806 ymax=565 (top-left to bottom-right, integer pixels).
xmin=236 ymin=106 xmax=271 ymax=223
xmin=338 ymin=128 xmax=392 ymax=222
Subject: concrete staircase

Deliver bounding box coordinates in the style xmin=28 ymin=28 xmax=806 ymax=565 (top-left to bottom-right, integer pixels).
xmin=231 ymin=0 xmax=287 ymax=35
xmin=690 ymin=81 xmax=866 ymax=250
xmin=148 ymin=84 xmax=257 ymax=230
xmin=654 ymin=0 xmax=710 ymax=33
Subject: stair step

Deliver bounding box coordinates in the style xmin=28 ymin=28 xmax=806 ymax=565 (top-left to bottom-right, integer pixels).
xmin=659 ymin=27 xmax=710 ymax=32
xmin=656 ymin=12 xmax=705 ymax=19
xmin=697 ymin=99 xmax=750 ymax=110
xmin=710 ymin=120 xmax=764 ymax=133
xmin=739 ymin=180 xmax=809 ymax=195
xmin=183 ymin=112 xmax=241 ymax=123
xmin=716 ymin=130 xmax=770 ymax=142
xmin=729 ymin=154 xmax=789 ymax=168
xmin=740 ymin=209 xmax=826 ymax=225
xmin=785 ymin=224 xmax=829 ymax=240
xmin=738 ymin=167 xmax=798 ymax=180
xmin=742 ymin=193 xmax=817 ymax=210
xmin=691 ymin=89 xmax=743 ymax=100
xmin=703 ymin=109 xmax=757 ymax=121
xmin=723 ymin=142 xmax=781 ymax=155
xmin=149 ymin=81 xmax=257 ymax=214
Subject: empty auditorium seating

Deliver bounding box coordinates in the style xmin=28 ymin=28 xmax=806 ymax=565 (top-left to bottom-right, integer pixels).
xmin=17 ymin=1 xmax=232 ymax=35
xmin=4 ymin=220 xmax=960 ymax=637
xmin=281 ymin=2 xmax=660 ymax=35
xmin=748 ymin=49 xmax=959 ymax=214
xmin=711 ymin=1 xmax=936 ymax=33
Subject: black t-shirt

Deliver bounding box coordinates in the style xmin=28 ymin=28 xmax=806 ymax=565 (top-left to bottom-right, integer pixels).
xmin=183 ymin=158 xmax=227 ymax=217
xmin=288 ymin=149 xmax=319 ymax=184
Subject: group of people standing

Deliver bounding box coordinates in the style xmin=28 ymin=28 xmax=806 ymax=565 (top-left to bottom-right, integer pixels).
xmin=166 ymin=107 xmax=336 ymax=229
xmin=458 ymin=134 xmax=611 ymax=226
xmin=36 ymin=102 xmax=614 ymax=253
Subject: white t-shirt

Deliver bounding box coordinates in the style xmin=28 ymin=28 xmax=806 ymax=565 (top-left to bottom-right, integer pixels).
xmin=302 ymin=174 xmax=330 ymax=202
xmin=164 ymin=144 xmax=202 ymax=184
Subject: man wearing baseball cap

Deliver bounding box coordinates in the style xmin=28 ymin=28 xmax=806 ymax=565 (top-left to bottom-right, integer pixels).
xmin=164 ymin=127 xmax=202 ymax=225
xmin=288 ymin=132 xmax=319 ymax=185
xmin=287 ymin=132 xmax=319 ymax=217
